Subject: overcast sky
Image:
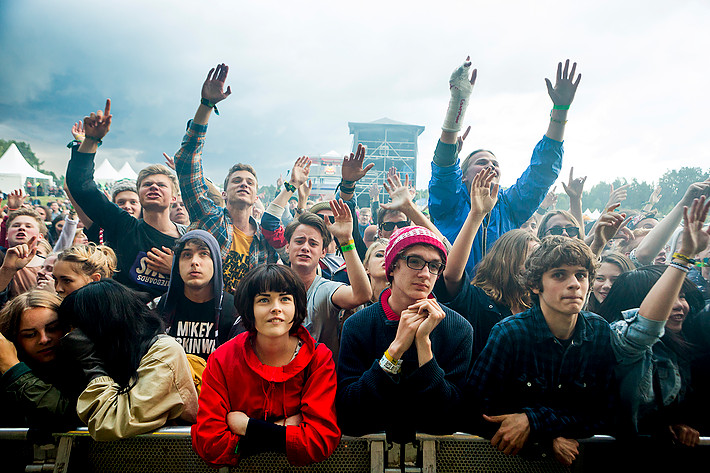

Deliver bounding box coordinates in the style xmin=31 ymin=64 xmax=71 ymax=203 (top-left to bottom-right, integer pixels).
xmin=1 ymin=0 xmax=708 ymax=194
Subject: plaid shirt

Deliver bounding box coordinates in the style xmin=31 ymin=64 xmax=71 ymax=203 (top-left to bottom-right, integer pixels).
xmin=173 ymin=120 xmax=278 ymax=286
xmin=470 ymin=306 xmax=616 ymax=439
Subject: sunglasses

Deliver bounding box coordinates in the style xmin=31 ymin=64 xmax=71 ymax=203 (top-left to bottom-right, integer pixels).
xmin=546 ymin=226 xmax=580 ymax=237
xmin=380 ymin=221 xmax=409 ymax=232
xmin=316 ymin=213 xmax=335 ymax=224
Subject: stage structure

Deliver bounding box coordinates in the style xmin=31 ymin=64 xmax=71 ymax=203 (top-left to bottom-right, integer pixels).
xmin=347 ymin=118 xmax=425 ymax=207
xmin=308 ymin=150 xmax=343 ymax=200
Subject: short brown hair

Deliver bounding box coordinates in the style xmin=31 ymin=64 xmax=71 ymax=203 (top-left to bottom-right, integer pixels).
xmin=524 ymin=236 xmax=597 ymax=302
xmin=223 ymin=163 xmax=258 ymax=190
xmin=284 ymin=212 xmax=332 ymax=250
xmin=136 ymin=164 xmax=179 ymax=195
xmin=7 ymin=208 xmax=48 ymax=236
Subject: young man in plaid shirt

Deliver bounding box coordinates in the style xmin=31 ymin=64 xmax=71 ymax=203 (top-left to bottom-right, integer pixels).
xmin=469 ymin=236 xmax=616 ymax=466
xmin=173 ymin=64 xmax=278 ymax=294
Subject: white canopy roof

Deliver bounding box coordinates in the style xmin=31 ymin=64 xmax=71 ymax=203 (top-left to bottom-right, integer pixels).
xmin=0 ymin=143 xmax=54 ymax=192
xmin=117 ymin=162 xmax=138 ymax=180
xmin=94 ymin=159 xmax=120 ymax=183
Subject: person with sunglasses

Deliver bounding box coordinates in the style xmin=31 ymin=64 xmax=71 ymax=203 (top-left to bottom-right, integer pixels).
xmin=537 ymin=210 xmax=582 ymax=239
xmin=337 ymin=226 xmax=473 ymax=442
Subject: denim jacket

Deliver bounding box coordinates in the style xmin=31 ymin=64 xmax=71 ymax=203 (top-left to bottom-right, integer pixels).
xmin=610 ymin=309 xmax=687 ymax=434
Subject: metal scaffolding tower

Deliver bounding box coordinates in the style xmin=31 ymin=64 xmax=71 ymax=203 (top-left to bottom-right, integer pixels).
xmin=347 ymin=118 xmax=425 ymax=207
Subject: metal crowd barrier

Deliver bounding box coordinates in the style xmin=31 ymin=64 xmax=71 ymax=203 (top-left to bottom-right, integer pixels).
xmin=2 ymin=427 xmax=710 ymax=473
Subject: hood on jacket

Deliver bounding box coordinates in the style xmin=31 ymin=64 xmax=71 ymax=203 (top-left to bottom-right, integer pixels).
xmin=161 ymin=229 xmax=224 ymax=339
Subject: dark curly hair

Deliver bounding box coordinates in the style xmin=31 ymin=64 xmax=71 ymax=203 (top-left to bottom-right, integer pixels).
xmin=525 ymin=236 xmax=597 ymax=304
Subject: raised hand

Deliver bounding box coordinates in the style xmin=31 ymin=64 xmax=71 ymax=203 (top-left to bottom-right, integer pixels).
xmin=368 ymin=182 xmax=379 ymax=201
xmin=163 ymin=152 xmax=176 ymax=171
xmin=298 ymin=180 xmax=312 ymax=206
xmin=71 ymin=121 xmax=85 ymax=142
xmin=289 ymin=156 xmax=311 ymax=189
xmin=545 ymin=59 xmax=581 ymax=107
xmin=0 ymin=332 xmax=20 ymax=374
xmin=7 ymin=189 xmax=25 ymax=210
xmin=469 ymin=167 xmax=499 ymax=216
xmin=442 ymin=56 xmax=477 ymax=134
xmin=540 ymin=187 xmax=558 ymax=210
xmin=201 ymin=63 xmax=232 ymax=104
xmin=648 ymin=185 xmax=662 ymax=206
xmin=456 ymin=126 xmax=471 ymax=153
xmin=2 ymin=236 xmax=38 ymax=271
xmin=561 ymin=167 xmax=586 ymax=201
xmin=679 ymin=195 xmax=710 ymax=258
xmin=324 ymin=199 xmax=353 ymax=242
xmin=605 ymin=183 xmax=629 ymax=209
xmin=83 ymin=99 xmax=112 ymax=141
xmin=381 ymin=172 xmax=414 ymax=212
xmin=592 ymin=204 xmax=628 ymax=251
xmin=341 ymin=144 xmax=372 ymax=183
xmin=276 ymin=174 xmax=284 ymax=188
xmin=680 ymin=178 xmax=710 ymax=207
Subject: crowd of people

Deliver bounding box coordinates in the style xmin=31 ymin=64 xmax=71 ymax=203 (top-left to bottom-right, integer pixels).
xmin=1 ymin=58 xmax=709 ymax=469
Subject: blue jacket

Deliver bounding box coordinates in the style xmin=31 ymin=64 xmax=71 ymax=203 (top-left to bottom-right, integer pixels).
xmin=428 ymin=136 xmax=563 ymax=274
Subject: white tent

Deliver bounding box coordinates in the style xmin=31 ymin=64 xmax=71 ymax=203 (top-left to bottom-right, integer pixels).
xmin=0 ymin=143 xmax=54 ymax=193
xmin=94 ymin=159 xmax=120 ymax=184
xmin=117 ymin=162 xmax=138 ymax=180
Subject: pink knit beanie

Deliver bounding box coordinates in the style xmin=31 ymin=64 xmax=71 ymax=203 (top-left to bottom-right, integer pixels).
xmin=384 ymin=226 xmax=447 ymax=279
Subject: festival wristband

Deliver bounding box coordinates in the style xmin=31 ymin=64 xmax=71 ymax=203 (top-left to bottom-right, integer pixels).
xmin=340 ymin=239 xmax=355 ymax=253
xmin=84 ymin=136 xmax=103 ymax=146
xmin=552 ymin=104 xmax=570 ymax=110
xmin=200 ymin=97 xmax=220 ymax=116
xmin=283 ymin=181 xmax=297 ymax=193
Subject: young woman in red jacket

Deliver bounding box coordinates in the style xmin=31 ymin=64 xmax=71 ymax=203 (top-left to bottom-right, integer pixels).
xmin=191 ymin=264 xmax=341 ymax=467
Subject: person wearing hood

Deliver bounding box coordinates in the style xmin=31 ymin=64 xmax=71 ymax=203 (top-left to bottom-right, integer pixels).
xmin=191 ymin=264 xmax=340 ymax=467
xmin=155 ymin=230 xmax=237 ymax=361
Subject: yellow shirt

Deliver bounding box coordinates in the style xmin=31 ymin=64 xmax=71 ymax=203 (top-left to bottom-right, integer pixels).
xmin=223 ymin=227 xmax=253 ymax=294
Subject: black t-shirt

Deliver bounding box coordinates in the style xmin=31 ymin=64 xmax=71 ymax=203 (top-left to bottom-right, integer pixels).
xmin=66 ymin=147 xmax=186 ymax=299
xmin=166 ymin=296 xmax=217 ymax=360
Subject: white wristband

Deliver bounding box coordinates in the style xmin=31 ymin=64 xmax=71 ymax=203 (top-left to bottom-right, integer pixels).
xmin=442 ymin=62 xmax=474 ymax=133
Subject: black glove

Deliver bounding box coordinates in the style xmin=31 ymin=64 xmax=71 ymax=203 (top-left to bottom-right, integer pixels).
xmin=60 ymin=329 xmax=108 ymax=384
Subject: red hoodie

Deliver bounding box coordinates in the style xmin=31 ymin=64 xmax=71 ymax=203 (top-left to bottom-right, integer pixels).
xmin=191 ymin=325 xmax=341 ymax=466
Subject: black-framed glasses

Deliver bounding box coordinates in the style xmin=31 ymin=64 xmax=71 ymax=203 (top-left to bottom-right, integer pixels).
xmin=546 ymin=226 xmax=580 ymax=237
xmin=380 ymin=221 xmax=409 ymax=232
xmin=403 ymin=255 xmax=445 ymax=275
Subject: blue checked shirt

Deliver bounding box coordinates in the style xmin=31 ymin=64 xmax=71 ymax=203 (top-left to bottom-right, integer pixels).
xmin=470 ymin=306 xmax=617 ymax=439
xmin=173 ymin=120 xmax=278 ymax=293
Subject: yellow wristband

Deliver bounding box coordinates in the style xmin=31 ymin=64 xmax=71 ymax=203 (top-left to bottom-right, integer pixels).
xmin=384 ymin=349 xmax=397 ymax=363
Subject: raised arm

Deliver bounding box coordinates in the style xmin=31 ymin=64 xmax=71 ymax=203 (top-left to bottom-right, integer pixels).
xmin=326 ymin=200 xmax=371 ymax=309
xmin=561 ymin=167 xmax=586 ymax=239
xmin=639 ymin=196 xmax=710 ymax=322
xmin=634 ymin=179 xmax=710 ymax=265
xmin=544 ymin=59 xmax=581 ymax=142
xmin=440 ymin=57 xmax=477 ymax=147
xmin=442 ymin=168 xmax=498 ymax=296
xmin=381 ymin=170 xmax=447 ymax=243
xmin=338 ymin=144 xmax=373 ymax=202
xmin=194 ymin=63 xmax=231 ymax=126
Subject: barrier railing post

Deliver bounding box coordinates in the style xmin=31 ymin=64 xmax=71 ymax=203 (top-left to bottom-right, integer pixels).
xmin=53 ymin=436 xmax=73 ymax=473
